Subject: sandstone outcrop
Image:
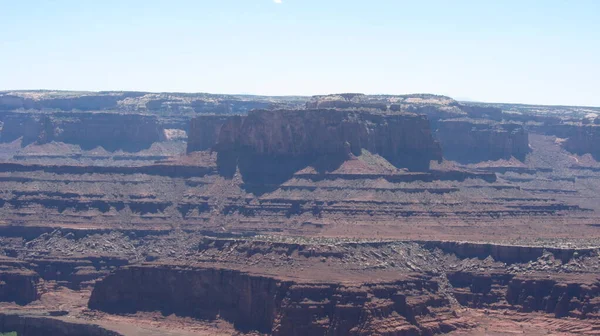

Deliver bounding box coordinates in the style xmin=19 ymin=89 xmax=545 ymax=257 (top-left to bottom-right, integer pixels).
xmin=0 ymin=112 xmax=165 ymax=151
xmin=211 ymin=109 xmax=443 ymax=173
xmin=436 ymin=119 xmax=530 ymax=162
xmin=561 ymin=125 xmax=600 ymax=159
xmin=526 ymin=122 xmax=600 ymax=159
xmin=186 ymin=115 xmax=232 ymax=153
xmin=449 ymin=271 xmax=600 ymax=318
xmin=0 ymin=258 xmax=39 ymax=305
xmin=89 ymin=264 xmax=468 ymax=335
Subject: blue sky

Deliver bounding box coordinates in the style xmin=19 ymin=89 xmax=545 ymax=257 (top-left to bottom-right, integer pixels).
xmin=1 ymin=0 xmax=599 ymax=106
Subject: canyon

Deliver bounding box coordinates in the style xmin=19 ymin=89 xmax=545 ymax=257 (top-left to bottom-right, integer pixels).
xmin=1 ymin=90 xmax=600 ymax=335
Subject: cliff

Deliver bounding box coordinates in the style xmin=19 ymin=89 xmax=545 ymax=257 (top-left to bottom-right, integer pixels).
xmin=436 ymin=119 xmax=530 ymax=163
xmin=527 ymin=122 xmax=600 ymax=159
xmin=213 ymin=109 xmax=442 ymax=171
xmin=186 ymin=115 xmax=232 ymax=153
xmin=448 ymin=271 xmax=600 ymax=318
xmin=89 ymin=264 xmax=468 ymax=335
xmin=561 ymin=125 xmax=600 ymax=159
xmin=0 ymin=259 xmax=39 ymax=305
xmin=0 ymin=112 xmax=165 ymax=151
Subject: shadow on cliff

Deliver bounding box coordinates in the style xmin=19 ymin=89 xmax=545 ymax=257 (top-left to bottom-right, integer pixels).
xmin=217 ymin=151 xmax=348 ymax=196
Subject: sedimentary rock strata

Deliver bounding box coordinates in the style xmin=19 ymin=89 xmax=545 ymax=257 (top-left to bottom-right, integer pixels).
xmin=0 ymin=112 xmax=165 ymax=151
xmin=186 ymin=115 xmax=231 ymax=153
xmin=436 ymin=119 xmax=530 ymax=162
xmin=211 ymin=109 xmax=443 ymax=172
xmin=2 ymin=90 xmax=600 ymax=335
xmin=89 ymin=264 xmax=470 ymax=335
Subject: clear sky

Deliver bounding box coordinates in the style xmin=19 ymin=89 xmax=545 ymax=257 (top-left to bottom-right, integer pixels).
xmin=1 ymin=0 xmax=599 ymax=106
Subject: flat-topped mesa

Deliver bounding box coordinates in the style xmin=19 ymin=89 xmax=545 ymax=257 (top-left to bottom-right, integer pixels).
xmin=211 ymin=109 xmax=442 ymax=172
xmin=436 ymin=119 xmax=530 ymax=163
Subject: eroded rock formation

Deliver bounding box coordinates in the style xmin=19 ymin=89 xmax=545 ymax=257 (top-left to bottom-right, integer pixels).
xmin=0 ymin=258 xmax=39 ymax=305
xmin=207 ymin=109 xmax=443 ymax=179
xmin=0 ymin=112 xmax=165 ymax=151
xmin=186 ymin=115 xmax=231 ymax=153
xmin=449 ymin=271 xmax=600 ymax=318
xmin=562 ymin=125 xmax=600 ymax=159
xmin=89 ymin=264 xmax=469 ymax=335
xmin=436 ymin=119 xmax=529 ymax=162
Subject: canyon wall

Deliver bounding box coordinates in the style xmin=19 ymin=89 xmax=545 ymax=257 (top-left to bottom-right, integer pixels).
xmin=0 ymin=112 xmax=165 ymax=151
xmin=0 ymin=259 xmax=39 ymax=305
xmin=89 ymin=264 xmax=466 ymax=335
xmin=186 ymin=115 xmax=231 ymax=153
xmin=211 ymin=109 xmax=443 ymax=172
xmin=88 ymin=264 xmax=600 ymax=334
xmin=528 ymin=123 xmax=600 ymax=159
xmin=436 ymin=120 xmax=530 ymax=162
xmin=448 ymin=271 xmax=600 ymax=318
xmin=562 ymin=125 xmax=600 ymax=159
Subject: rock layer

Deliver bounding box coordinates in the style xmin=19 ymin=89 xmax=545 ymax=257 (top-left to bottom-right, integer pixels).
xmin=0 ymin=112 xmax=165 ymax=151
xmin=186 ymin=115 xmax=231 ymax=153
xmin=436 ymin=119 xmax=529 ymax=162
xmin=210 ymin=109 xmax=443 ymax=172
xmin=449 ymin=271 xmax=600 ymax=318
xmin=89 ymin=264 xmax=469 ymax=335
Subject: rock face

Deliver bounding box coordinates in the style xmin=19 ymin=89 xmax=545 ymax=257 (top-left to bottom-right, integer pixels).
xmin=89 ymin=264 xmax=467 ymax=335
xmin=527 ymin=122 xmax=600 ymax=159
xmin=561 ymin=125 xmax=600 ymax=159
xmin=186 ymin=115 xmax=232 ymax=153
xmin=448 ymin=271 xmax=600 ymax=318
xmin=436 ymin=119 xmax=529 ymax=162
xmin=0 ymin=113 xmax=49 ymax=145
xmin=0 ymin=259 xmax=39 ymax=305
xmin=0 ymin=112 xmax=165 ymax=151
xmin=211 ymin=109 xmax=442 ymax=172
